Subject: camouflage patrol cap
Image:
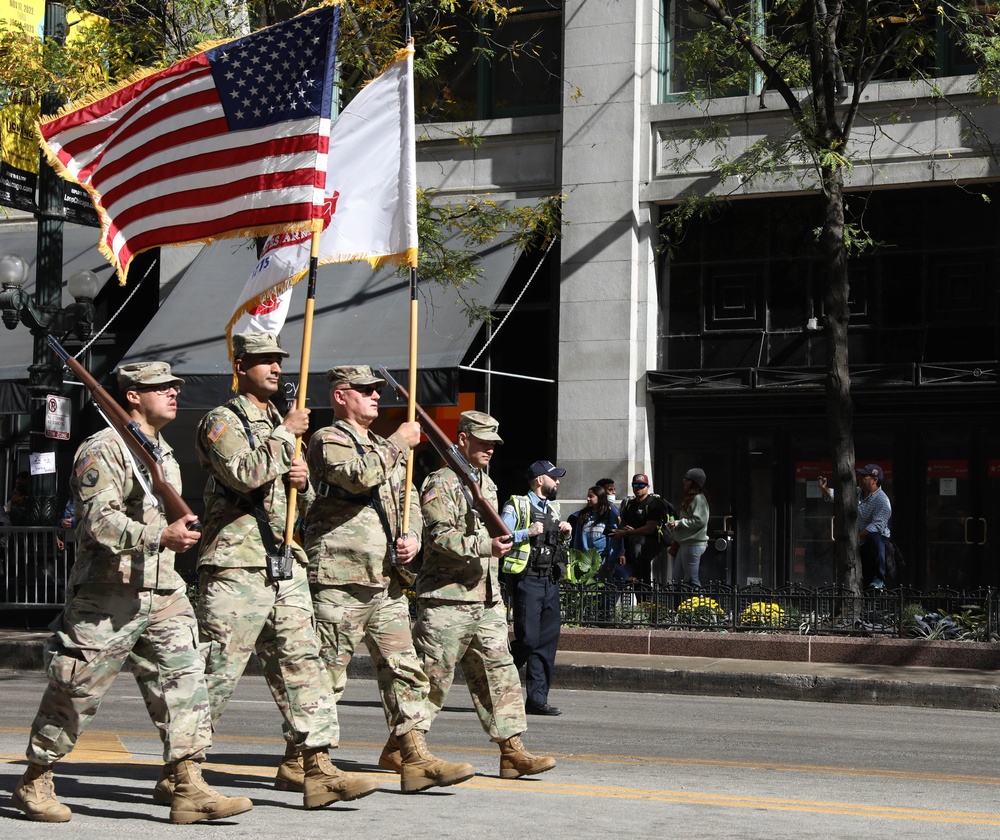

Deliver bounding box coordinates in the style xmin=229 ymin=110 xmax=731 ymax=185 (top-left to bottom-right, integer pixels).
xmin=116 ymin=362 xmax=184 ymax=391
xmin=458 ymin=410 xmax=503 ymax=444
xmin=232 ymin=331 xmax=289 ymax=359
xmin=327 ymin=365 xmax=387 ymax=388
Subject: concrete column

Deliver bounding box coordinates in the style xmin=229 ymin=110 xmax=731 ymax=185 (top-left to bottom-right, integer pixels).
xmin=557 ymin=0 xmax=659 ymax=498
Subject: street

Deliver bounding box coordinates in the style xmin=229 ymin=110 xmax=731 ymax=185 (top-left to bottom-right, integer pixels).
xmin=1 ymin=671 xmax=999 ymax=838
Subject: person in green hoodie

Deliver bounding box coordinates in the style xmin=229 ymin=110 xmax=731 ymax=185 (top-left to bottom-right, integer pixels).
xmin=667 ymin=468 xmax=710 ymax=587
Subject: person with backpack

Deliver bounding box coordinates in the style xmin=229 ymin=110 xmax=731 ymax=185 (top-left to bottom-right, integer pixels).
xmin=610 ymin=473 xmax=669 ymax=585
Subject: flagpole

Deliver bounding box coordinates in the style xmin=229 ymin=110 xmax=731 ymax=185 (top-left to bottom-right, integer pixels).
xmin=284 ymin=229 xmax=322 ymax=548
xmin=401 ymin=266 xmax=418 ymax=536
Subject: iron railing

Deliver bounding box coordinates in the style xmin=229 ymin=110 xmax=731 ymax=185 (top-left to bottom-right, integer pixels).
xmin=558 ymin=581 xmax=1000 ymax=640
xmin=1 ymin=527 xmax=73 ymax=610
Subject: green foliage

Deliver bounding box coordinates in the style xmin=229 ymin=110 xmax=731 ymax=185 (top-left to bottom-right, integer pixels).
xmin=565 ymin=547 xmax=602 ymax=585
xmin=417 ymin=189 xmax=562 ymax=323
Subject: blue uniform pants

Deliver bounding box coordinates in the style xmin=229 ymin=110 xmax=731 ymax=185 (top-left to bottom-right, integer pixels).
xmin=510 ymin=575 xmax=561 ymax=707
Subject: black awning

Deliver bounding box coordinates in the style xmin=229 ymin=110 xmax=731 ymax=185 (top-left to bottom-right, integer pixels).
xmin=120 ymin=221 xmax=524 ymax=410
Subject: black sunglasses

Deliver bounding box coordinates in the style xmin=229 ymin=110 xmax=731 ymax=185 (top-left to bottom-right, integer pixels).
xmin=342 ymin=384 xmax=381 ymax=396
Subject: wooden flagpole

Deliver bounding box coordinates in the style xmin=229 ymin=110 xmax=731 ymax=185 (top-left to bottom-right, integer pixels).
xmin=400 ymin=265 xmax=418 ymax=536
xmin=284 ymin=229 xmax=322 ymax=547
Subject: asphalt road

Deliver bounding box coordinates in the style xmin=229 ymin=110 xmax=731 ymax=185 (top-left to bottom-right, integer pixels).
xmin=1 ymin=672 xmax=1000 ymax=839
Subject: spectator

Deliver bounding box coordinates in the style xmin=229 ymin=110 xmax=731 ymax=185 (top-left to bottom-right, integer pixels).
xmin=55 ymin=498 xmax=75 ymax=552
xmin=610 ymin=473 xmax=670 ymax=585
xmin=667 ymin=469 xmax=710 ymax=587
xmin=570 ymin=485 xmax=624 ymax=581
xmin=818 ymin=464 xmax=892 ymax=588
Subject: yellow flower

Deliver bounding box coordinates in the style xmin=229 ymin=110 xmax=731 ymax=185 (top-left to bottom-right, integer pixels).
xmin=677 ymin=596 xmax=725 ymax=616
xmin=741 ymin=601 xmax=785 ymax=625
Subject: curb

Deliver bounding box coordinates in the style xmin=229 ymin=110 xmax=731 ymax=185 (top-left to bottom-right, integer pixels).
xmin=6 ymin=636 xmax=998 ymax=712
xmin=555 ymin=662 xmax=1000 ymax=712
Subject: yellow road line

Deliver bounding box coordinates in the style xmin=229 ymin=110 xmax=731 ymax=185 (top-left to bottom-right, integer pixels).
xmin=2 ymin=755 xmax=998 ymax=826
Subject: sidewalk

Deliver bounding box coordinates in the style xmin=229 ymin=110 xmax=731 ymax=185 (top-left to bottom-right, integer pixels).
xmin=3 ymin=628 xmax=998 ymax=712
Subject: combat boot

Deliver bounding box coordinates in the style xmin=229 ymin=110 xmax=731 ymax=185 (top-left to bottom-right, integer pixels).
xmin=152 ymin=762 xmax=175 ymax=805
xmin=168 ymin=759 xmax=253 ymax=825
xmin=398 ymin=729 xmax=475 ymax=793
xmin=498 ymin=735 xmax=556 ymax=779
xmin=274 ymin=742 xmax=305 ymax=792
xmin=302 ymin=748 xmax=380 ymax=808
xmin=10 ymin=763 xmax=72 ymax=822
xmin=378 ymin=733 xmax=402 ymax=773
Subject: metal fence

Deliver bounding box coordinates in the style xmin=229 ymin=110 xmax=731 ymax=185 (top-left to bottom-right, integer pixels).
xmin=558 ymin=581 xmax=1000 ymax=640
xmin=3 ymin=532 xmax=998 ymax=642
xmin=1 ymin=527 xmax=73 ymax=610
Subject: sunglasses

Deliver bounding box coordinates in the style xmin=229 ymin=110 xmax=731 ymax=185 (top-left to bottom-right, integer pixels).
xmin=138 ymin=385 xmax=180 ymax=395
xmin=340 ymin=384 xmax=381 ymax=396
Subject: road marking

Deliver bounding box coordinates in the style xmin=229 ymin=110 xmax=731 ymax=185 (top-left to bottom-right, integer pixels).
xmin=2 ymin=749 xmax=1000 ymax=826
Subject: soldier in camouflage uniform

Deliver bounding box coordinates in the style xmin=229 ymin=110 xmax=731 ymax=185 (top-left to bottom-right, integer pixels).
xmin=304 ymin=365 xmax=474 ymax=793
xmin=412 ymin=411 xmax=557 ymax=780
xmin=12 ymin=363 xmax=252 ymax=825
xmin=193 ymin=332 xmax=379 ymax=809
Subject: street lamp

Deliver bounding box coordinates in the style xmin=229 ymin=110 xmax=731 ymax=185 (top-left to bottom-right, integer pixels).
xmin=0 ymin=253 xmax=99 ymax=338
xmin=0 ymin=252 xmax=100 ymax=525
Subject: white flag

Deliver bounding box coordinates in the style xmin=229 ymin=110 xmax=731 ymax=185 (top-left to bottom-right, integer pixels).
xmin=229 ymin=45 xmax=418 ymax=339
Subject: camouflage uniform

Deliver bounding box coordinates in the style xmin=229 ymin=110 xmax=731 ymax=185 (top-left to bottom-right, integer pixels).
xmin=196 ymin=389 xmax=337 ymax=750
xmin=411 ymin=415 xmax=527 ymax=742
xmin=305 ymin=404 xmax=428 ymax=736
xmin=25 ymin=365 xmax=213 ymax=766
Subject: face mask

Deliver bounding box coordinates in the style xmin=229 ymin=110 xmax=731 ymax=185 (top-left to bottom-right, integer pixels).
xmin=606 ymin=494 xmax=616 ymax=503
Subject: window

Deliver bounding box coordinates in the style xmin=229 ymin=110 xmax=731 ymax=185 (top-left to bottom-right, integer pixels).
xmin=659 ymin=0 xmax=979 ymax=103
xmin=416 ymin=3 xmax=562 ymax=122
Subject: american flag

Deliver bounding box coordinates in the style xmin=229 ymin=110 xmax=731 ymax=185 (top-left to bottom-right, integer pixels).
xmin=38 ymin=5 xmax=340 ymax=282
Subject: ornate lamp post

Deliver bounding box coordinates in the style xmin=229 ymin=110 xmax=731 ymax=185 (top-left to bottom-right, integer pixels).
xmin=0 ymin=252 xmax=99 ymax=524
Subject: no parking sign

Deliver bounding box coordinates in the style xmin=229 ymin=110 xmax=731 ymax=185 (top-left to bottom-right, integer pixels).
xmin=45 ymin=394 xmax=71 ymax=440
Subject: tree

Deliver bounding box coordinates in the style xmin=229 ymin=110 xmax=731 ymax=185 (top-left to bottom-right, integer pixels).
xmin=658 ymin=0 xmax=1000 ymax=591
xmin=0 ymin=0 xmax=560 ymax=315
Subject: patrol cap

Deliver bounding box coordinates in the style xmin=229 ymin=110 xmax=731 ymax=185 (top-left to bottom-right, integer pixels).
xmin=327 ymin=365 xmax=386 ymax=388
xmin=526 ymin=460 xmax=566 ymax=480
xmin=856 ymin=463 xmax=883 ymax=482
xmin=457 ymin=410 xmax=503 ymax=444
xmin=116 ymin=362 xmax=184 ymax=392
xmin=232 ymin=331 xmax=289 ymax=359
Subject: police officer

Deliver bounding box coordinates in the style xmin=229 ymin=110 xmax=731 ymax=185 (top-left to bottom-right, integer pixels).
xmin=193 ymin=332 xmax=379 ymax=809
xmin=501 ymin=460 xmax=571 ymax=716
xmin=12 ymin=362 xmax=252 ymax=825
xmin=412 ymin=411 xmax=557 ymax=779
xmin=305 ymin=365 xmax=474 ymax=793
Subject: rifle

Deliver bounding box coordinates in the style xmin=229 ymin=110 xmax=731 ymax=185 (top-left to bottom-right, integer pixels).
xmin=47 ymin=335 xmax=201 ymax=532
xmin=379 ymin=366 xmax=511 ymax=541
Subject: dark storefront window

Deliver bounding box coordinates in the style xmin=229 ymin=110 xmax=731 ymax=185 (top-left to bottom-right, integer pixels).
xmin=655 ymin=184 xmax=1000 ymax=589
xmin=415 ymin=2 xmax=562 ymax=122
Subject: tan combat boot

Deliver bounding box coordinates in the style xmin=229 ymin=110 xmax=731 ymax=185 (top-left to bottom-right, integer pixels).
xmin=152 ymin=762 xmax=175 ymax=805
xmin=10 ymin=763 xmax=72 ymax=822
xmin=378 ymin=732 xmax=402 ymax=773
xmin=274 ymin=741 xmax=305 ymax=792
xmin=398 ymin=729 xmax=475 ymax=793
xmin=498 ymin=735 xmax=557 ymax=779
xmin=301 ymin=747 xmax=380 ymax=809
xmin=168 ymin=759 xmax=253 ymax=825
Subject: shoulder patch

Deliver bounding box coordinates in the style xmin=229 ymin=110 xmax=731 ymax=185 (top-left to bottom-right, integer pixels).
xmin=421 ymin=487 xmax=438 ymax=504
xmin=324 ymin=431 xmax=350 ymax=445
xmin=75 ymin=453 xmax=94 ymax=476
xmin=81 ymin=468 xmax=100 ymax=488
xmin=207 ymin=420 xmax=229 ymax=442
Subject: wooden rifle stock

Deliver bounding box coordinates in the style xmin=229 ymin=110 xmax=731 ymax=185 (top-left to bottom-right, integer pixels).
xmin=379 ymin=367 xmax=510 ymax=541
xmin=48 ymin=336 xmax=200 ymax=530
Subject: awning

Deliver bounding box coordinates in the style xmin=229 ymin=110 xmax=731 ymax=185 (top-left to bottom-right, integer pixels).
xmin=120 ymin=225 xmax=522 ymax=409
xmin=0 ymin=223 xmax=115 ymax=413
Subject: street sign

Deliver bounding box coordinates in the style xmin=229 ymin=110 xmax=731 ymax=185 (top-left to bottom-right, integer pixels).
xmin=44 ymin=394 xmax=71 ymax=440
